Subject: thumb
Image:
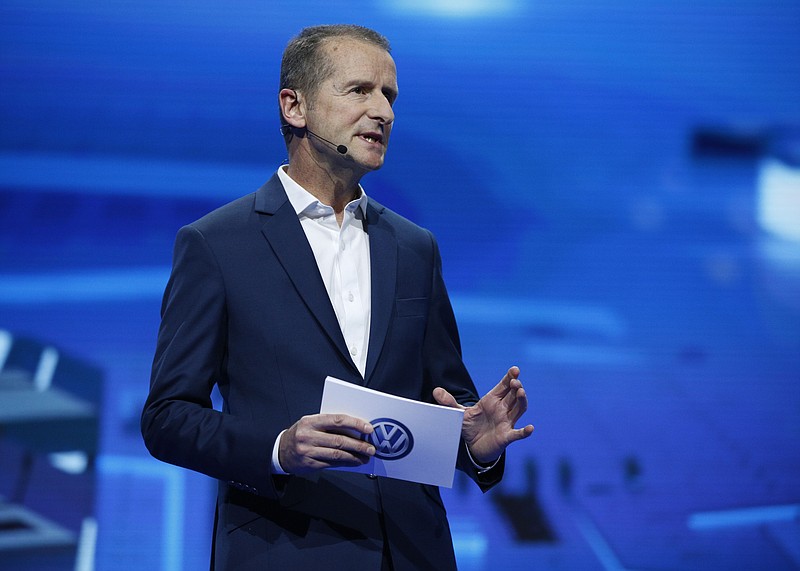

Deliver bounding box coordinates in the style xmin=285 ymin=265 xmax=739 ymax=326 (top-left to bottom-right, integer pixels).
xmin=433 ymin=387 xmax=464 ymax=410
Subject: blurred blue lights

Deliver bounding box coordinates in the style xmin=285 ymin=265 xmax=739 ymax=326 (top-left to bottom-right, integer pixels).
xmin=1 ymin=2 xmax=799 ymax=570
xmin=688 ymin=504 xmax=800 ymax=530
xmin=0 ymin=268 xmax=169 ymax=304
xmin=387 ymin=0 xmax=520 ymax=18
xmin=758 ymin=159 xmax=800 ymax=241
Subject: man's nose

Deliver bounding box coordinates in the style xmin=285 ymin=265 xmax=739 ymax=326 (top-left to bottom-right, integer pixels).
xmin=369 ymin=95 xmax=394 ymax=125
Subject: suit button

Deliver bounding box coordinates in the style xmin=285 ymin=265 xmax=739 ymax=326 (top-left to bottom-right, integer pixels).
xmin=367 ymin=474 xmax=377 ymax=479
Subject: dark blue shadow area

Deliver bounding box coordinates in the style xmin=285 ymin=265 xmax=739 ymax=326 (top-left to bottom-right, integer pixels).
xmin=2 ymin=2 xmax=799 ymax=570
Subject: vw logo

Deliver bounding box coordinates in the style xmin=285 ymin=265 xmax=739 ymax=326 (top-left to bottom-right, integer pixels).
xmin=364 ymin=418 xmax=414 ymax=460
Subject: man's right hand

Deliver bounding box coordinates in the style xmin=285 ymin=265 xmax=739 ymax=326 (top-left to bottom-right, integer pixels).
xmin=278 ymin=414 xmax=376 ymax=475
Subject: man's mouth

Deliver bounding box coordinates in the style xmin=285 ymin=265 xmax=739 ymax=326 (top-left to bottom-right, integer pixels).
xmin=359 ymin=132 xmax=383 ymax=145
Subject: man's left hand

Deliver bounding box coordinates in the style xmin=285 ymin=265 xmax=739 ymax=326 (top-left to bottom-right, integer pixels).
xmin=433 ymin=366 xmax=534 ymax=464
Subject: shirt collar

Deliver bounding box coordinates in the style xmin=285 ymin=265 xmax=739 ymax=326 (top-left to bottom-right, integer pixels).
xmin=277 ymin=166 xmax=368 ymax=220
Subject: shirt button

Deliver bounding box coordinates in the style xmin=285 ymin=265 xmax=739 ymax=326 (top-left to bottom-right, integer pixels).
xmin=340 ymin=242 xmax=346 ymax=251
xmin=350 ymin=346 xmax=358 ymax=356
xmin=348 ymin=291 xmax=354 ymax=302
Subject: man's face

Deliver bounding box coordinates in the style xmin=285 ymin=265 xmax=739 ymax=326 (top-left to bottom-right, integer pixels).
xmin=304 ymin=38 xmax=398 ymax=174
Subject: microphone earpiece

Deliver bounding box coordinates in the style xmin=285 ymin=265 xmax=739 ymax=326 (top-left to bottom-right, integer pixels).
xmin=285 ymin=89 xmax=348 ymax=154
xmin=305 ymin=129 xmax=348 ymax=155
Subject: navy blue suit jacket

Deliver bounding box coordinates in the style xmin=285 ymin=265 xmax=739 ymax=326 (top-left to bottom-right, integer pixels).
xmin=142 ymin=174 xmax=503 ymax=570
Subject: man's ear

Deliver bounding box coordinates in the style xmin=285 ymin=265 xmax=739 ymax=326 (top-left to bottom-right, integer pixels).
xmin=279 ymin=88 xmax=306 ymax=129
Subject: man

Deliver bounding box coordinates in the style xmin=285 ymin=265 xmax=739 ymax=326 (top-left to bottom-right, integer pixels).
xmin=142 ymin=24 xmax=533 ymax=570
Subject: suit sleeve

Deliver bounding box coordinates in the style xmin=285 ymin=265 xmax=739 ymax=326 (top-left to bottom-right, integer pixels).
xmin=141 ymin=225 xmax=283 ymax=499
xmin=421 ymin=231 xmax=504 ymax=491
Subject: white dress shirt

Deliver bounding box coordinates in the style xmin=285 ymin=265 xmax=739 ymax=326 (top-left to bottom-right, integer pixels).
xmin=272 ymin=166 xmax=371 ymax=473
xmin=270 ymin=167 xmax=498 ymax=475
xmin=278 ymin=166 xmax=372 ymax=375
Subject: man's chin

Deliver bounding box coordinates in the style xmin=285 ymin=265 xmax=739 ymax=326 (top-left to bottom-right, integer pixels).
xmin=354 ymin=156 xmax=386 ymax=173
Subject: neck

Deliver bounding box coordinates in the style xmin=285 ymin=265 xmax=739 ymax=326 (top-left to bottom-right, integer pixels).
xmin=286 ymin=148 xmax=363 ymax=215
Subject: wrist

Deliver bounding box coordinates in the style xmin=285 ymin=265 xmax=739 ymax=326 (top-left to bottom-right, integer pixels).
xmin=465 ymin=442 xmax=501 ymax=473
xmin=272 ymin=430 xmax=289 ymax=475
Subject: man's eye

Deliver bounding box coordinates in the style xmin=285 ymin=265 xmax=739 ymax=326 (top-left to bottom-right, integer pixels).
xmin=352 ymin=86 xmax=365 ymax=94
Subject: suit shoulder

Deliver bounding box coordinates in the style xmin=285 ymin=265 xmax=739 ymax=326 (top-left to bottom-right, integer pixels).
xmin=189 ymin=193 xmax=257 ymax=234
xmin=184 ymin=174 xmax=283 ymax=239
xmin=369 ymin=199 xmax=433 ymax=243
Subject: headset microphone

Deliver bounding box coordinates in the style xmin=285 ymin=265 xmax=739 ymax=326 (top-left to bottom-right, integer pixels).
xmin=305 ymin=129 xmax=348 ymax=155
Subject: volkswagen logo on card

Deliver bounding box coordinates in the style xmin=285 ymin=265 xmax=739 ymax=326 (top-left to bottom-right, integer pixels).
xmin=365 ymin=418 xmax=414 ymax=460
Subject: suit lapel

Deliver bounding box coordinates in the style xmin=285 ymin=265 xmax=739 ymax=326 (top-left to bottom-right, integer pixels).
xmin=364 ymin=201 xmax=397 ymax=385
xmin=255 ymin=175 xmax=356 ymax=373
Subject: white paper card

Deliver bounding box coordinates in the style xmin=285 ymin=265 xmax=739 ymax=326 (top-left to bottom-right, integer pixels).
xmin=319 ymin=376 xmax=465 ymax=488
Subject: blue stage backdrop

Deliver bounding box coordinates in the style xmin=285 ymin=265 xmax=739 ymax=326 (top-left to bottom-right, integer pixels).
xmin=1 ymin=2 xmax=799 ymax=570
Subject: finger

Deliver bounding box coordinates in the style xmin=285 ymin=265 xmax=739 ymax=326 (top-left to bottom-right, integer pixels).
xmin=289 ymin=418 xmax=375 ymax=457
xmin=509 ymin=387 xmax=529 ymax=423
xmin=503 ymin=367 xmax=528 ymax=412
xmin=300 ymin=447 xmax=372 ymax=472
xmin=311 ymin=413 xmax=374 ymax=435
xmin=499 ymin=381 xmax=520 ymax=407
xmin=497 ymin=377 xmax=525 ymax=412
xmin=433 ymin=387 xmax=466 ymax=410
xmin=317 ymin=431 xmax=376 ymax=458
xmin=501 ymin=366 xmax=520 ymax=387
xmin=281 ymin=418 xmax=375 ymax=474
xmin=296 ymin=435 xmax=375 ymax=470
xmin=490 ymin=366 xmax=521 ymax=400
xmin=315 ymin=443 xmax=375 ymax=466
xmin=502 ymin=386 xmax=528 ymax=423
xmin=509 ymin=387 xmax=528 ymax=412
xmin=506 ymin=424 xmax=534 ymax=444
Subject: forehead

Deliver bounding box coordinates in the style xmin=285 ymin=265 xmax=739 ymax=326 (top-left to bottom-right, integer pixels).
xmin=320 ymin=37 xmax=397 ymax=83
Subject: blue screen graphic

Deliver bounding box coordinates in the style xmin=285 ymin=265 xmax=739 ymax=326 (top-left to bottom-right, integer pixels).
xmin=1 ymin=2 xmax=799 ymax=569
